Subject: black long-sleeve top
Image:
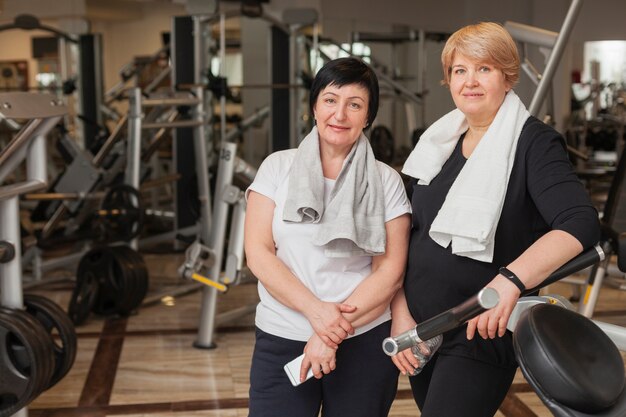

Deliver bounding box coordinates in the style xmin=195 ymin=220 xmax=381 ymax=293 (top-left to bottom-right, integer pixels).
xmin=404 ymin=116 xmax=601 ymax=367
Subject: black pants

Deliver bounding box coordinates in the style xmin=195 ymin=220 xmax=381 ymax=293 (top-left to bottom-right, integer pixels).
xmin=248 ymin=321 xmax=399 ymax=417
xmin=409 ymin=352 xmax=516 ymax=417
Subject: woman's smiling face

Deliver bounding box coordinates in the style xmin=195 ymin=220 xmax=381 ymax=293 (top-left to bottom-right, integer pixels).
xmin=313 ymin=83 xmax=369 ymax=149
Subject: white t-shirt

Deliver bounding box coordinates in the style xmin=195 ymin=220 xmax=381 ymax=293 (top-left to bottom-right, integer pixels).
xmin=247 ymin=149 xmax=411 ymax=341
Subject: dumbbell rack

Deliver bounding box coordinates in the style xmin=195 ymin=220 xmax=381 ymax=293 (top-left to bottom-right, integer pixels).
xmin=0 ymin=92 xmax=67 ymax=417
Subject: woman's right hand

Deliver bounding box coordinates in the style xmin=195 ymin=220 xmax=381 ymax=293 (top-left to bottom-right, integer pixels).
xmin=305 ymin=301 xmax=356 ymax=349
xmin=390 ymin=314 xmax=420 ymax=375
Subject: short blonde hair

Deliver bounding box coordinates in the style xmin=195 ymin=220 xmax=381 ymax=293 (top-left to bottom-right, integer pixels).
xmin=441 ymin=22 xmax=520 ymax=88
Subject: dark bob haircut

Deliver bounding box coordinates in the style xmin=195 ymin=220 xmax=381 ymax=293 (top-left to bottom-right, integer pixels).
xmin=309 ymin=57 xmax=379 ymax=128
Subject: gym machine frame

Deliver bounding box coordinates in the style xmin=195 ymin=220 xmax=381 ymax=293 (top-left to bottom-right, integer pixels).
xmin=179 ymin=8 xmax=301 ymax=348
xmin=384 ymin=242 xmax=626 ymax=416
xmin=0 ymin=92 xmax=68 ymax=417
xmin=504 ymin=0 xmax=612 ymax=318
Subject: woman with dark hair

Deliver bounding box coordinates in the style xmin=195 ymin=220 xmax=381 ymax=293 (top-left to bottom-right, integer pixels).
xmin=244 ymin=57 xmax=411 ymax=417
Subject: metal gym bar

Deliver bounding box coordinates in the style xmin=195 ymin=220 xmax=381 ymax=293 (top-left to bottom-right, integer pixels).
xmin=0 ymin=92 xmax=67 ymax=417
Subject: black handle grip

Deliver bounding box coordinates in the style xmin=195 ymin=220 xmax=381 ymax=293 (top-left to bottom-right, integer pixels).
xmin=522 ymin=243 xmax=604 ymax=296
xmin=416 ymin=287 xmax=499 ymax=341
xmin=382 ymin=288 xmax=499 ymax=356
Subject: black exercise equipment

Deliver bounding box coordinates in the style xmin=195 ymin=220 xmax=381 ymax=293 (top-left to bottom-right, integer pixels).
xmin=0 ymin=241 xmax=15 ymax=263
xmin=23 ymin=294 xmax=77 ymax=389
xmin=385 ymin=243 xmax=605 ymax=356
xmin=382 ymin=288 xmax=499 ymax=356
xmin=97 ymin=185 xmax=145 ymax=242
xmin=0 ymin=308 xmax=56 ymax=417
xmin=68 ymin=269 xmax=99 ymax=326
xmin=514 ymin=304 xmax=626 ymax=416
xmin=370 ymin=125 xmax=395 ymax=165
xmin=411 ymin=127 xmax=426 ymax=148
xmin=70 ymin=246 xmax=149 ymax=324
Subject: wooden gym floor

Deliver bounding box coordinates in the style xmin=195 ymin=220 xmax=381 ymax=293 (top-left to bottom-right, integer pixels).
xmin=22 ymin=250 xmax=626 ymax=417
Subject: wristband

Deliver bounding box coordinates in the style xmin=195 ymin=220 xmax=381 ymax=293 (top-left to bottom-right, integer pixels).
xmin=498 ymin=267 xmax=526 ymax=293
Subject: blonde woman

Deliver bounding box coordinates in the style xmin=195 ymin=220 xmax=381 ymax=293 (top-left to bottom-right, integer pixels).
xmin=391 ymin=22 xmax=600 ymax=417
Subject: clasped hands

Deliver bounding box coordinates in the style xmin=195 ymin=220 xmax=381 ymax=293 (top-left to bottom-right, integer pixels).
xmin=300 ymin=301 xmax=356 ymax=382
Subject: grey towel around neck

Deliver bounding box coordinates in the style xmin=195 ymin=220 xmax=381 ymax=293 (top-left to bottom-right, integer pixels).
xmin=282 ymin=126 xmax=386 ymax=258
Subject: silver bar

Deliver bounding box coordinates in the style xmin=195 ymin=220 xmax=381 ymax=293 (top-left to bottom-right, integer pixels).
xmin=352 ymin=30 xmax=420 ymax=43
xmin=138 ymin=224 xmax=200 ymax=248
xmin=594 ymin=320 xmax=626 ymax=352
xmin=142 ymin=120 xmax=203 ymax=129
xmin=38 ymin=249 xmax=88 ymax=273
xmin=219 ymin=13 xmax=227 ymax=145
xmin=126 ymin=88 xmax=142 ymax=189
xmin=223 ymin=106 xmax=270 ymax=142
xmin=310 ymin=37 xmax=422 ymax=106
xmin=0 ymin=92 xmax=67 ymax=119
xmin=192 ymin=86 xmax=212 ymax=244
xmin=234 ymin=157 xmax=257 ymax=183
xmin=0 ymin=113 xmax=21 ymax=130
xmin=382 ymin=288 xmax=499 ymax=356
xmin=27 ymin=134 xmax=47 ymax=185
xmin=529 ymin=0 xmax=584 ymax=116
xmin=0 ymin=119 xmax=44 ymax=181
xmin=23 ymin=192 xmax=106 ymax=201
xmin=41 ymin=204 xmax=68 ymax=240
xmin=521 ymin=60 xmax=541 ymax=86
xmin=504 ymin=21 xmax=557 ymax=49
xmin=144 ymin=66 xmax=172 ymax=95
xmin=417 ymin=29 xmax=426 ymax=127
xmin=0 ymin=180 xmax=46 ymax=201
xmin=200 ymin=9 xmax=291 ymax=35
xmin=578 ymin=248 xmax=610 ymax=318
xmin=93 ymin=114 xmax=128 ymax=167
xmin=224 ymin=197 xmax=246 ymax=284
xmin=142 ymin=97 xmax=202 ymax=107
xmin=193 ymin=15 xmax=205 ymax=84
xmin=142 ymin=110 xmax=179 ymax=162
xmin=0 ymin=196 xmax=23 ymax=308
xmin=126 ymin=88 xmax=143 ymax=250
xmin=289 ymin=26 xmax=298 ymax=148
xmin=195 ymin=141 xmax=237 ymax=348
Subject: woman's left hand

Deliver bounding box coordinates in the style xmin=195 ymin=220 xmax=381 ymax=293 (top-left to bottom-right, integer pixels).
xmin=466 ymin=275 xmax=521 ymax=340
xmin=301 ymin=333 xmax=337 ymax=382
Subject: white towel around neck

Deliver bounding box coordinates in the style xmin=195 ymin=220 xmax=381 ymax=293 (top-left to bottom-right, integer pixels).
xmin=402 ymin=90 xmax=530 ymax=262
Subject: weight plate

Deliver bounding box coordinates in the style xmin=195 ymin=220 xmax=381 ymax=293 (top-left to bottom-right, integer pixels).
xmin=106 ymin=246 xmax=139 ymax=316
xmin=68 ymin=268 xmax=99 ymax=325
xmin=23 ymin=294 xmax=77 ymax=389
xmin=75 ymin=247 xmax=124 ymax=316
xmin=110 ymin=246 xmax=149 ymax=313
xmin=8 ymin=308 xmax=56 ymax=395
xmin=0 ymin=308 xmax=54 ymax=417
xmin=100 ymin=185 xmax=145 ymax=242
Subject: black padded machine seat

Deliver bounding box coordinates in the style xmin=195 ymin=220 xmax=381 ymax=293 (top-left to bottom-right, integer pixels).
xmin=513 ymin=304 xmax=626 ymax=417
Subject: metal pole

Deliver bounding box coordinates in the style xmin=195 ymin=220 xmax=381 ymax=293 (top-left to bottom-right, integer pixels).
xmin=528 ymin=0 xmax=583 ymax=116
xmin=93 ymin=114 xmax=128 ymax=167
xmin=126 ymin=88 xmax=143 ymax=250
xmin=0 ymin=119 xmax=44 ymax=182
xmin=193 ymin=15 xmax=205 ymax=85
xmin=224 ymin=197 xmax=246 ymax=284
xmin=0 ymin=196 xmax=23 ymax=309
xmin=289 ymin=27 xmax=298 ymax=147
xmin=192 ymin=86 xmax=212 ymax=243
xmin=195 ymin=141 xmax=237 ymax=348
xmin=219 ymin=13 xmax=227 ymax=145
xmin=417 ymin=29 xmax=426 ymax=128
